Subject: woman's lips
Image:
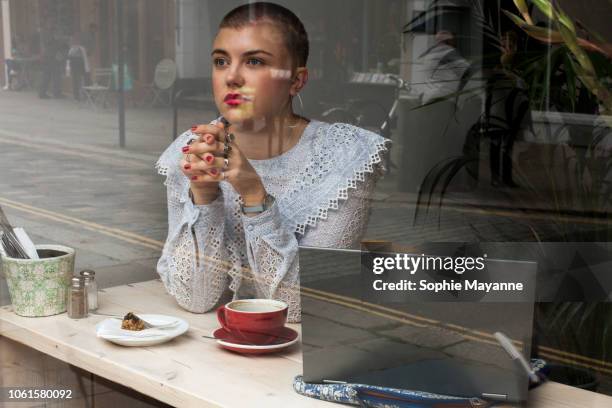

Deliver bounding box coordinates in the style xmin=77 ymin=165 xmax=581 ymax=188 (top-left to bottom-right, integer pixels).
xmin=225 ymin=99 xmax=242 ymax=106
xmin=223 ymin=92 xmax=242 ymax=105
xmin=223 ymin=93 xmax=252 ymax=106
xmin=224 ymin=93 xmax=242 ymax=106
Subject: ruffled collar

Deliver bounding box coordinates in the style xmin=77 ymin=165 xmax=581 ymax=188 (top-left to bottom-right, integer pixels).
xmin=249 ymin=121 xmax=389 ymax=235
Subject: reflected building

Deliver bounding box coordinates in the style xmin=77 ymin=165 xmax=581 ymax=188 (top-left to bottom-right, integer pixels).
xmin=1 ymin=0 xmax=176 ymax=87
xmin=0 ymin=0 xmax=405 ymax=94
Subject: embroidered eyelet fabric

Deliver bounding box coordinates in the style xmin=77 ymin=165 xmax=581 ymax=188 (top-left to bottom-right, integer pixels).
xmin=155 ymin=120 xmax=390 ymax=322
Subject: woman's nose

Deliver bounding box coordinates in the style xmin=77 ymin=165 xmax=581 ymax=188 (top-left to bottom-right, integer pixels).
xmin=225 ymin=65 xmax=245 ymax=88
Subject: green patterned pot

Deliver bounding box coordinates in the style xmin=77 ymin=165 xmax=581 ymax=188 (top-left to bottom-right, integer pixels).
xmin=1 ymin=245 xmax=75 ymax=317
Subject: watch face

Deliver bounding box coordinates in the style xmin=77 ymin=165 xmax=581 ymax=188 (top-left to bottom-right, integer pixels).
xmin=241 ymin=194 xmax=275 ymax=215
xmin=243 ymin=205 xmax=264 ymax=214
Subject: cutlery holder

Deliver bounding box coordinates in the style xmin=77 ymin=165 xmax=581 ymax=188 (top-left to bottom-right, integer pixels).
xmin=1 ymin=245 xmax=75 ymax=317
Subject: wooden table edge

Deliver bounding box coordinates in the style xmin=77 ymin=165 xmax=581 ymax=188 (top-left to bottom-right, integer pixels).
xmin=0 ymin=314 xmax=223 ymax=408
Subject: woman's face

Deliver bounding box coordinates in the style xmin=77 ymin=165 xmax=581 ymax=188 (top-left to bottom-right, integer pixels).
xmin=211 ymin=23 xmax=296 ymax=124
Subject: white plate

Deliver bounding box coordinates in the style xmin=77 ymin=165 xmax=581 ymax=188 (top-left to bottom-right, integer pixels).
xmin=96 ymin=314 xmax=189 ymax=347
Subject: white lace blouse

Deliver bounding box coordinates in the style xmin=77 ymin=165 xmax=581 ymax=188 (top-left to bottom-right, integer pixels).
xmin=155 ymin=120 xmax=389 ymax=322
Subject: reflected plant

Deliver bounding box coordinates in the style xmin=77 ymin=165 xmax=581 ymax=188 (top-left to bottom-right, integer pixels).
xmin=504 ymin=2 xmax=612 ymax=381
xmin=504 ymin=0 xmax=612 ymax=123
xmin=503 ymin=1 xmax=612 ymax=234
xmin=406 ymin=1 xmax=612 ymax=384
xmin=409 ymin=0 xmax=612 ymax=238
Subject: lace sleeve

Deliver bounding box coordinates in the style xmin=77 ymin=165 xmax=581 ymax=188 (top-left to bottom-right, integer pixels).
xmin=242 ymin=170 xmax=379 ymax=323
xmin=156 ymin=147 xmax=231 ymax=313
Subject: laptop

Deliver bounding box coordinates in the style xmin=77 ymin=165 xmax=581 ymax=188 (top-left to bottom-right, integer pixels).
xmin=299 ymin=245 xmax=537 ymax=403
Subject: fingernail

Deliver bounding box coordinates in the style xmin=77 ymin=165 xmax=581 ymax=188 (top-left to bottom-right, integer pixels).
xmin=184 ymin=164 xmax=191 ymax=170
xmin=210 ymin=168 xmax=218 ymax=176
xmin=205 ymin=154 xmax=214 ymax=163
xmin=191 ymin=176 xmax=198 ymax=180
xmin=182 ymin=146 xmax=190 ymax=153
xmin=191 ymin=125 xmax=198 ymax=132
xmin=205 ymin=134 xmax=214 ymax=144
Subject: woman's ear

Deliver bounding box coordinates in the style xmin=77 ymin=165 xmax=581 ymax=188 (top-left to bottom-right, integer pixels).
xmin=290 ymin=67 xmax=308 ymax=96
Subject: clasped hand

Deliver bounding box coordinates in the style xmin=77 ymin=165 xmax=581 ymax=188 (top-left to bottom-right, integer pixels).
xmin=180 ymin=122 xmax=266 ymax=205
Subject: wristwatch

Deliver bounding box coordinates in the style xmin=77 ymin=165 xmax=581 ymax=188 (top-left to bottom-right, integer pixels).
xmin=240 ymin=193 xmax=275 ymax=215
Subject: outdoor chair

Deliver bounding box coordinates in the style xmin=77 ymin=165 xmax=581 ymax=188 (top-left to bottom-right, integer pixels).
xmin=81 ymin=68 xmax=113 ymax=111
xmin=141 ymin=59 xmax=177 ymax=107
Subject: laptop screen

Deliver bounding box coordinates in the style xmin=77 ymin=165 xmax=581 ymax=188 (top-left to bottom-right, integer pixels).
xmin=299 ymin=245 xmax=537 ymax=403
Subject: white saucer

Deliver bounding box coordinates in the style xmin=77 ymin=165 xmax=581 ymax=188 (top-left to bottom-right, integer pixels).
xmin=96 ymin=314 xmax=189 ymax=347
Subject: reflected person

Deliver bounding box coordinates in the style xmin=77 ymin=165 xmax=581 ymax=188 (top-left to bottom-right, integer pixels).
xmin=156 ymin=2 xmax=389 ymax=322
xmin=3 ymin=38 xmax=23 ymax=91
xmin=38 ymin=33 xmax=67 ymax=99
xmin=421 ymin=31 xmax=470 ymax=104
xmin=66 ymin=33 xmax=91 ymax=101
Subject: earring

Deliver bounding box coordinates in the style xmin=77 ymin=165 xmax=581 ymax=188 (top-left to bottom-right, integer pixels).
xmin=288 ymin=94 xmax=305 ymax=129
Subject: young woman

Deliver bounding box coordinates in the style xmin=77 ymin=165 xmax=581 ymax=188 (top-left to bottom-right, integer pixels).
xmin=156 ymin=2 xmax=389 ymax=322
xmin=66 ymin=34 xmax=90 ymax=101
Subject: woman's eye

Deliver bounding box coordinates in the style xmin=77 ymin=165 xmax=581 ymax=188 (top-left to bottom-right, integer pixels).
xmin=246 ymin=58 xmax=264 ymax=66
xmin=213 ymin=58 xmax=228 ymax=67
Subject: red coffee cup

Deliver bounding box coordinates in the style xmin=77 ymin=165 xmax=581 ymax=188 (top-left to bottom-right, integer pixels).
xmin=216 ymin=299 xmax=288 ymax=345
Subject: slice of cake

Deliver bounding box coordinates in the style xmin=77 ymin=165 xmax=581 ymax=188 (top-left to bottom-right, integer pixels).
xmin=121 ymin=312 xmax=145 ymax=331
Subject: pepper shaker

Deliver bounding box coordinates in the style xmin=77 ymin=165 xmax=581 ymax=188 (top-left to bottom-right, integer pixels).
xmin=67 ymin=277 xmax=88 ymax=319
xmin=80 ymin=270 xmax=98 ymax=311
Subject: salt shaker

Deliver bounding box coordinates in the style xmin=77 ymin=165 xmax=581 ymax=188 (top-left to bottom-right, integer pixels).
xmin=67 ymin=277 xmax=88 ymax=319
xmin=80 ymin=270 xmax=98 ymax=311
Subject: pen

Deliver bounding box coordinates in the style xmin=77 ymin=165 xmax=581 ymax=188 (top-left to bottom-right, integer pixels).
xmin=494 ymin=331 xmax=539 ymax=383
xmin=322 ymin=379 xmax=348 ymax=384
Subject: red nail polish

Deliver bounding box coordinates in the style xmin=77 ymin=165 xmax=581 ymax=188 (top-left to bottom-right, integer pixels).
xmin=205 ymin=154 xmax=214 ymax=163
xmin=191 ymin=125 xmax=198 ymax=132
xmin=182 ymin=146 xmax=190 ymax=153
xmin=210 ymin=168 xmax=218 ymax=176
xmin=184 ymin=164 xmax=191 ymax=170
xmin=191 ymin=176 xmax=198 ymax=180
